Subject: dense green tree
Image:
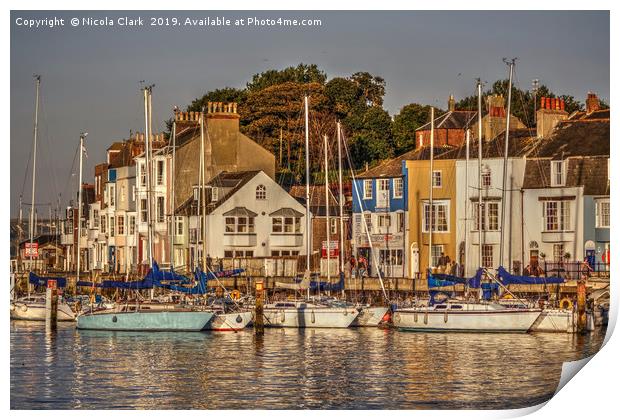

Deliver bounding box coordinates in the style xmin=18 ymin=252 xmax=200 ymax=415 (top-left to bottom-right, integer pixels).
xmin=351 ymin=72 xmax=386 ymax=107
xmin=392 ymin=103 xmax=437 ymax=155
xmin=186 ymin=87 xmax=247 ymax=112
xmin=246 ymin=63 xmax=327 ymax=92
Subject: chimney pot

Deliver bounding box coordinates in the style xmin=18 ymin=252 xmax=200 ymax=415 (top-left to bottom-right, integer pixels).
xmin=560 ymin=100 xmax=565 ymax=111
xmin=540 ymin=97 xmax=545 ymax=109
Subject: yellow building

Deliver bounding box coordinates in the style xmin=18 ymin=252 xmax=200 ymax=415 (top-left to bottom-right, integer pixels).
xmin=406 ymin=150 xmax=458 ymax=279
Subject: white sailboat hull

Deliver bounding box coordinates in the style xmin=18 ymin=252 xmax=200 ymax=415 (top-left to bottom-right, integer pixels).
xmin=76 ymin=310 xmax=214 ymax=331
xmin=205 ymin=311 xmax=253 ymax=331
xmin=263 ymin=305 xmax=358 ymax=328
xmin=393 ymin=308 xmax=541 ymax=332
xmin=351 ymin=306 xmax=389 ymax=327
xmin=529 ymin=309 xmax=575 ymax=333
xmin=10 ymin=301 xmax=76 ymax=322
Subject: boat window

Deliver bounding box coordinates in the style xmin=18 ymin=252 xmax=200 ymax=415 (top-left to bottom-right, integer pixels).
xmin=450 ymin=305 xmax=463 ymax=310
xmin=435 ymin=304 xmax=447 ymax=310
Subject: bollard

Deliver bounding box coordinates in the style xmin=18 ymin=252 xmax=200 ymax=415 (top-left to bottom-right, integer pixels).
xmin=576 ymin=280 xmax=587 ymax=333
xmin=45 ymin=279 xmax=58 ymax=330
xmin=254 ymin=280 xmax=264 ymax=335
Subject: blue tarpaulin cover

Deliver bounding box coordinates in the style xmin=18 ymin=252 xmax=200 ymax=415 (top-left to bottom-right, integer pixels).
xmin=427 ymin=268 xmax=483 ymax=289
xmin=29 ymin=272 xmax=67 ymax=288
xmin=309 ymin=273 xmax=345 ymax=292
xmin=497 ymin=266 xmax=564 ymax=285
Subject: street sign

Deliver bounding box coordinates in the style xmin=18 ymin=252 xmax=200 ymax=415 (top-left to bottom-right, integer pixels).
xmin=25 ymin=242 xmax=39 ymax=258
xmin=321 ymin=240 xmax=339 ymax=258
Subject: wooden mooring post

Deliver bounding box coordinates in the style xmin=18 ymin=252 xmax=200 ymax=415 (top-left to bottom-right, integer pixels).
xmin=45 ymin=279 xmax=58 ymax=330
xmin=576 ymin=279 xmax=587 ymax=333
xmin=254 ymin=280 xmax=264 ymax=335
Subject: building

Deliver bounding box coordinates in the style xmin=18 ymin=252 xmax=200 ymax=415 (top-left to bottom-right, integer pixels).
xmin=172 ymin=103 xmax=276 ymax=211
xmin=174 ymin=170 xmax=308 ymax=271
xmin=522 ymin=95 xmax=609 ymax=271
xmin=352 ymin=153 xmax=410 ymax=278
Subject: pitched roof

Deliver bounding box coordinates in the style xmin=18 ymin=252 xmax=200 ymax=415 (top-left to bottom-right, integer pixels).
xmin=416 ymin=110 xmax=477 ymax=131
xmin=529 ymin=120 xmax=609 ymax=159
xmin=437 ymin=128 xmax=539 ymax=160
xmin=523 ymin=156 xmax=609 ymax=195
xmin=175 ymin=171 xmax=260 ymax=216
xmin=357 ymin=145 xmax=455 ymax=179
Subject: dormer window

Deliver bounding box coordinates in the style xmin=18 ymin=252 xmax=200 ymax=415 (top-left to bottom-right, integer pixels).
xmin=256 ymin=185 xmax=266 ymax=200
xmin=550 ymin=160 xmax=566 ymax=187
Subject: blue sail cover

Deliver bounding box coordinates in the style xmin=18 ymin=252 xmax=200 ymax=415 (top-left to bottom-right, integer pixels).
xmin=497 ymin=266 xmax=564 ymax=285
xmin=76 ymin=281 xmax=94 ymax=287
xmin=309 ymin=273 xmax=345 ymax=292
xmin=161 ymin=268 xmax=245 ymax=295
xmin=29 ymin=272 xmax=67 ymax=288
xmin=427 ymin=269 xmax=483 ymax=289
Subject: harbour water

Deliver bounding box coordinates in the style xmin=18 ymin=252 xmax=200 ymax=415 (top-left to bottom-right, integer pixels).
xmin=10 ymin=321 xmax=605 ymax=410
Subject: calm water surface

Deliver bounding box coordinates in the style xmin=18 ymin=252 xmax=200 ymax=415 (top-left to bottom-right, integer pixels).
xmin=10 ymin=321 xmax=605 ymax=409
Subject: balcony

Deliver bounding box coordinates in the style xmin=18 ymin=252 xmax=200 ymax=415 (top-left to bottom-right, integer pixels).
xmin=223 ymin=233 xmax=257 ymax=247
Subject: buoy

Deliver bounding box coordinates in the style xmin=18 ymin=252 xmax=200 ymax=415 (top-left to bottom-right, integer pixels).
xmin=231 ymin=290 xmax=241 ymax=300
xmin=560 ymin=298 xmax=573 ymax=310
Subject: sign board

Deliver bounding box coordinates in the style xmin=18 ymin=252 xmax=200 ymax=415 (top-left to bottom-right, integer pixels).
xmin=356 ymin=233 xmax=404 ymax=249
xmin=321 ymin=240 xmax=339 ymax=258
xmin=25 ymin=242 xmax=39 ymax=258
xmin=47 ymin=279 xmax=57 ymax=290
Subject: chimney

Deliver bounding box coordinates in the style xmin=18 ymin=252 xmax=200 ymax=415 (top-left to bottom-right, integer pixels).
xmin=448 ymin=94 xmax=455 ymax=112
xmin=484 ymin=94 xmax=507 ymax=140
xmin=586 ymin=92 xmax=600 ymax=114
xmin=536 ymin=96 xmax=568 ymax=138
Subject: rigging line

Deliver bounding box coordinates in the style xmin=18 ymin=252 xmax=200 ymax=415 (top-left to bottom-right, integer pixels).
xmin=38 ymin=88 xmax=61 ymax=199
xmin=61 ymin=142 xmax=80 ymax=207
xmin=20 ymin=144 xmax=33 ymax=198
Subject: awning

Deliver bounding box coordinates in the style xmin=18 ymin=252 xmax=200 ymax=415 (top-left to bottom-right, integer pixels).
xmin=269 ymin=207 xmax=304 ymax=218
xmin=223 ymin=207 xmax=258 ymax=217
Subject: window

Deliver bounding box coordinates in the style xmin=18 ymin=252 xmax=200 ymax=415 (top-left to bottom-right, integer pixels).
xmin=363 ymin=212 xmax=372 ymax=233
xmin=100 ymin=216 xmax=106 ymax=234
xmin=174 ymin=216 xmax=183 ymax=236
xmin=473 ymin=202 xmax=499 ymax=231
xmin=157 ymin=197 xmax=165 ymax=223
xmin=109 ymin=216 xmax=115 ymax=236
xmin=393 ymin=178 xmax=403 ymax=198
xmin=117 ymin=216 xmax=125 ymax=235
xmin=379 ymin=249 xmax=403 ymax=266
xmin=396 ymin=212 xmax=405 ymax=233
xmin=225 ymin=250 xmax=254 ymax=257
xmin=550 ymin=161 xmax=566 ymax=187
xmin=553 ymin=243 xmax=565 ymax=262
xmin=140 ymin=199 xmax=148 ymax=223
xmin=378 ymin=214 xmax=391 ymax=230
xmin=596 ymin=199 xmax=610 ymax=228
xmin=363 ymin=180 xmax=373 ymax=199
xmin=226 ymin=216 xmax=255 ymax=233
xmin=156 ymin=160 xmax=164 ymax=185
xmin=256 ymin=185 xmax=266 ymax=200
xmin=482 ymin=167 xmax=491 ymax=188
xmin=487 ymin=202 xmax=499 ymax=231
xmin=432 ymin=170 xmax=442 ymax=188
xmin=140 ymin=163 xmax=146 ymax=187
xmin=93 ymin=210 xmax=99 ymax=228
xmin=544 ymin=201 xmax=570 ymax=231
xmin=109 ymin=185 xmax=115 ymax=206
xmin=272 ymin=216 xmax=300 ymax=233
xmin=129 ymin=216 xmax=136 ymax=235
xmin=482 ymin=245 xmax=493 ymax=268
xmin=189 ymin=228 xmax=198 ymax=244
xmin=211 ymin=187 xmax=219 ymax=202
xmin=431 ymin=245 xmax=444 ymax=268
xmin=423 ymin=201 xmax=449 ymax=232
xmin=330 ymin=219 xmax=337 ymax=235
xmin=120 ymin=185 xmax=126 ymax=203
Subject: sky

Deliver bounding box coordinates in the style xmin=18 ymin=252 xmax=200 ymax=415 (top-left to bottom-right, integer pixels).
xmin=10 ymin=10 xmax=609 ymax=217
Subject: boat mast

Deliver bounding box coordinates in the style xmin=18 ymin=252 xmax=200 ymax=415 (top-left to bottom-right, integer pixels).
xmin=169 ymin=116 xmax=176 ymax=270
xmin=324 ymin=134 xmax=331 ymax=290
xmin=29 ymin=75 xmax=40 ymax=280
xmin=77 ymin=133 xmax=86 ymax=285
xmin=200 ymin=108 xmax=207 ymax=274
xmin=304 ymin=96 xmax=311 ymax=300
xmin=477 ymin=79 xmax=483 ymax=270
xmin=428 ymin=107 xmax=434 ymax=272
xmin=143 ymin=86 xmax=154 ymax=270
xmin=500 ymin=58 xmax=516 ymax=269
xmin=464 ymin=128 xmax=470 ymax=279
xmin=337 ymin=122 xmax=345 ymax=291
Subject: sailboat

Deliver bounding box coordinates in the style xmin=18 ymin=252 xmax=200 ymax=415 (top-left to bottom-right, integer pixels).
xmin=393 ymin=75 xmax=541 ymax=332
xmin=10 ymin=75 xmax=77 ymax=322
xmin=263 ymin=96 xmax=359 ymax=328
xmin=76 ymin=86 xmax=214 ymax=331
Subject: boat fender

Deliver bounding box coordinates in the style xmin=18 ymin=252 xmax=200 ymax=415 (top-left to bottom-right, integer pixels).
xmin=112 ymin=316 xmax=118 ymax=323
xmin=231 ymin=290 xmax=241 ymax=300
xmin=444 ymin=311 xmax=448 ymax=323
xmin=414 ymin=312 xmax=418 ymax=323
xmin=280 ymin=310 xmax=285 ymax=323
xmin=424 ymin=311 xmax=428 ymax=325
xmin=560 ymin=298 xmax=573 ymax=310
xmin=20 ymin=304 xmax=28 ymax=313
xmin=236 ymin=315 xmax=243 ymax=324
xmin=311 ymin=310 xmax=316 ymax=324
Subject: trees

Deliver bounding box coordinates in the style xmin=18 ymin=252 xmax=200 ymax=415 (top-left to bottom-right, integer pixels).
xmin=392 ymin=104 xmax=437 ymax=155
xmin=246 ymin=63 xmax=327 ymax=92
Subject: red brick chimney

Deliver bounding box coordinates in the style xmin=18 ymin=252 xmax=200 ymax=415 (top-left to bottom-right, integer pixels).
xmin=536 ymin=96 xmax=568 ymax=138
xmin=586 ymin=92 xmax=600 ymax=114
